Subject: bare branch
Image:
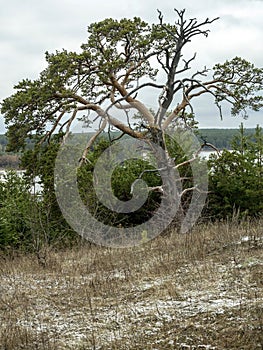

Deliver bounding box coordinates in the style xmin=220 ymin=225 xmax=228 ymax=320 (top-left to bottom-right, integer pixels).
xmin=62 ymin=109 xmax=79 ymax=143
xmin=79 ymin=118 xmax=108 ymax=166
xmin=148 ymin=185 xmax=164 ymax=194
xmin=157 ymin=9 xmax=164 ymax=25
xmin=174 ymin=139 xmax=220 ymax=170
xmin=39 ymin=108 xmax=67 ymax=145
xmin=191 ymin=67 xmax=209 ymax=80
xmin=176 ymin=53 xmax=197 ymax=75
xmin=180 ymin=186 xmax=197 ymax=197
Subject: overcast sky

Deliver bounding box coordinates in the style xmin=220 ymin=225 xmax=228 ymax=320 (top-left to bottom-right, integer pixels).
xmin=0 ymin=0 xmax=263 ymax=132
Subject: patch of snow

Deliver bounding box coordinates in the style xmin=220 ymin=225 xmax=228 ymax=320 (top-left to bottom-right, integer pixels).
xmin=237 ymin=235 xmax=263 ymax=245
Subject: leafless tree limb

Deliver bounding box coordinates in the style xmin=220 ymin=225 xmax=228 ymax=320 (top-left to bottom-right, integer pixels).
xmin=79 ymin=118 xmax=108 ymax=166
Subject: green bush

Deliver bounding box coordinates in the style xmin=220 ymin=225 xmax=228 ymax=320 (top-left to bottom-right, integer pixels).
xmin=19 ymin=139 xmax=77 ymax=248
xmin=77 ymin=137 xmax=163 ymax=227
xmin=0 ymin=171 xmax=32 ymax=249
xmin=207 ymin=124 xmax=263 ymax=219
xmin=0 ymin=146 xmax=76 ymax=252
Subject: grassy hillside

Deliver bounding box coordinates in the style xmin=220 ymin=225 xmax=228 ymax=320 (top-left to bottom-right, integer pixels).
xmin=0 ymin=221 xmax=262 ymax=349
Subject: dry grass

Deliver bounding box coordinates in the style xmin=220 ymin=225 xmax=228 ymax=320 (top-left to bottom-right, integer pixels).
xmin=0 ymin=220 xmax=262 ymax=349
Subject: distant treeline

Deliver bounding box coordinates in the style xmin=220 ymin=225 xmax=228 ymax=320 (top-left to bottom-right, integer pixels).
xmin=197 ymin=128 xmax=256 ymax=150
xmin=0 ymin=128 xmax=257 ymax=159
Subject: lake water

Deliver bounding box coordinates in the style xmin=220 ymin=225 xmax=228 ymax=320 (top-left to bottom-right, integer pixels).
xmin=200 ymin=150 xmax=218 ymax=160
xmin=0 ymin=170 xmax=42 ymax=194
xmin=0 ymin=150 xmax=218 ymax=194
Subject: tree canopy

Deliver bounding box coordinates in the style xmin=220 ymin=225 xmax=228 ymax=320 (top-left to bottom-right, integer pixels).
xmin=1 ymin=9 xmax=263 ymax=154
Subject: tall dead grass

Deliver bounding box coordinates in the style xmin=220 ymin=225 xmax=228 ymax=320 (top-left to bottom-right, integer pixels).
xmin=0 ymin=220 xmax=262 ymax=349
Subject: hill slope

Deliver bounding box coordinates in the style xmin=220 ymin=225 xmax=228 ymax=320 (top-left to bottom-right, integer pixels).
xmin=0 ymin=221 xmax=262 ymax=349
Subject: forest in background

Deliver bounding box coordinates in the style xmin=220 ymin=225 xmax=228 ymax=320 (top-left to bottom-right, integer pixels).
xmin=0 ymin=128 xmax=258 ymax=169
xmin=197 ymin=128 xmax=257 ymax=149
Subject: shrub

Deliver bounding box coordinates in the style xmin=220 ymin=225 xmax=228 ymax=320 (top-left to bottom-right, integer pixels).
xmin=207 ymin=124 xmax=263 ymax=219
